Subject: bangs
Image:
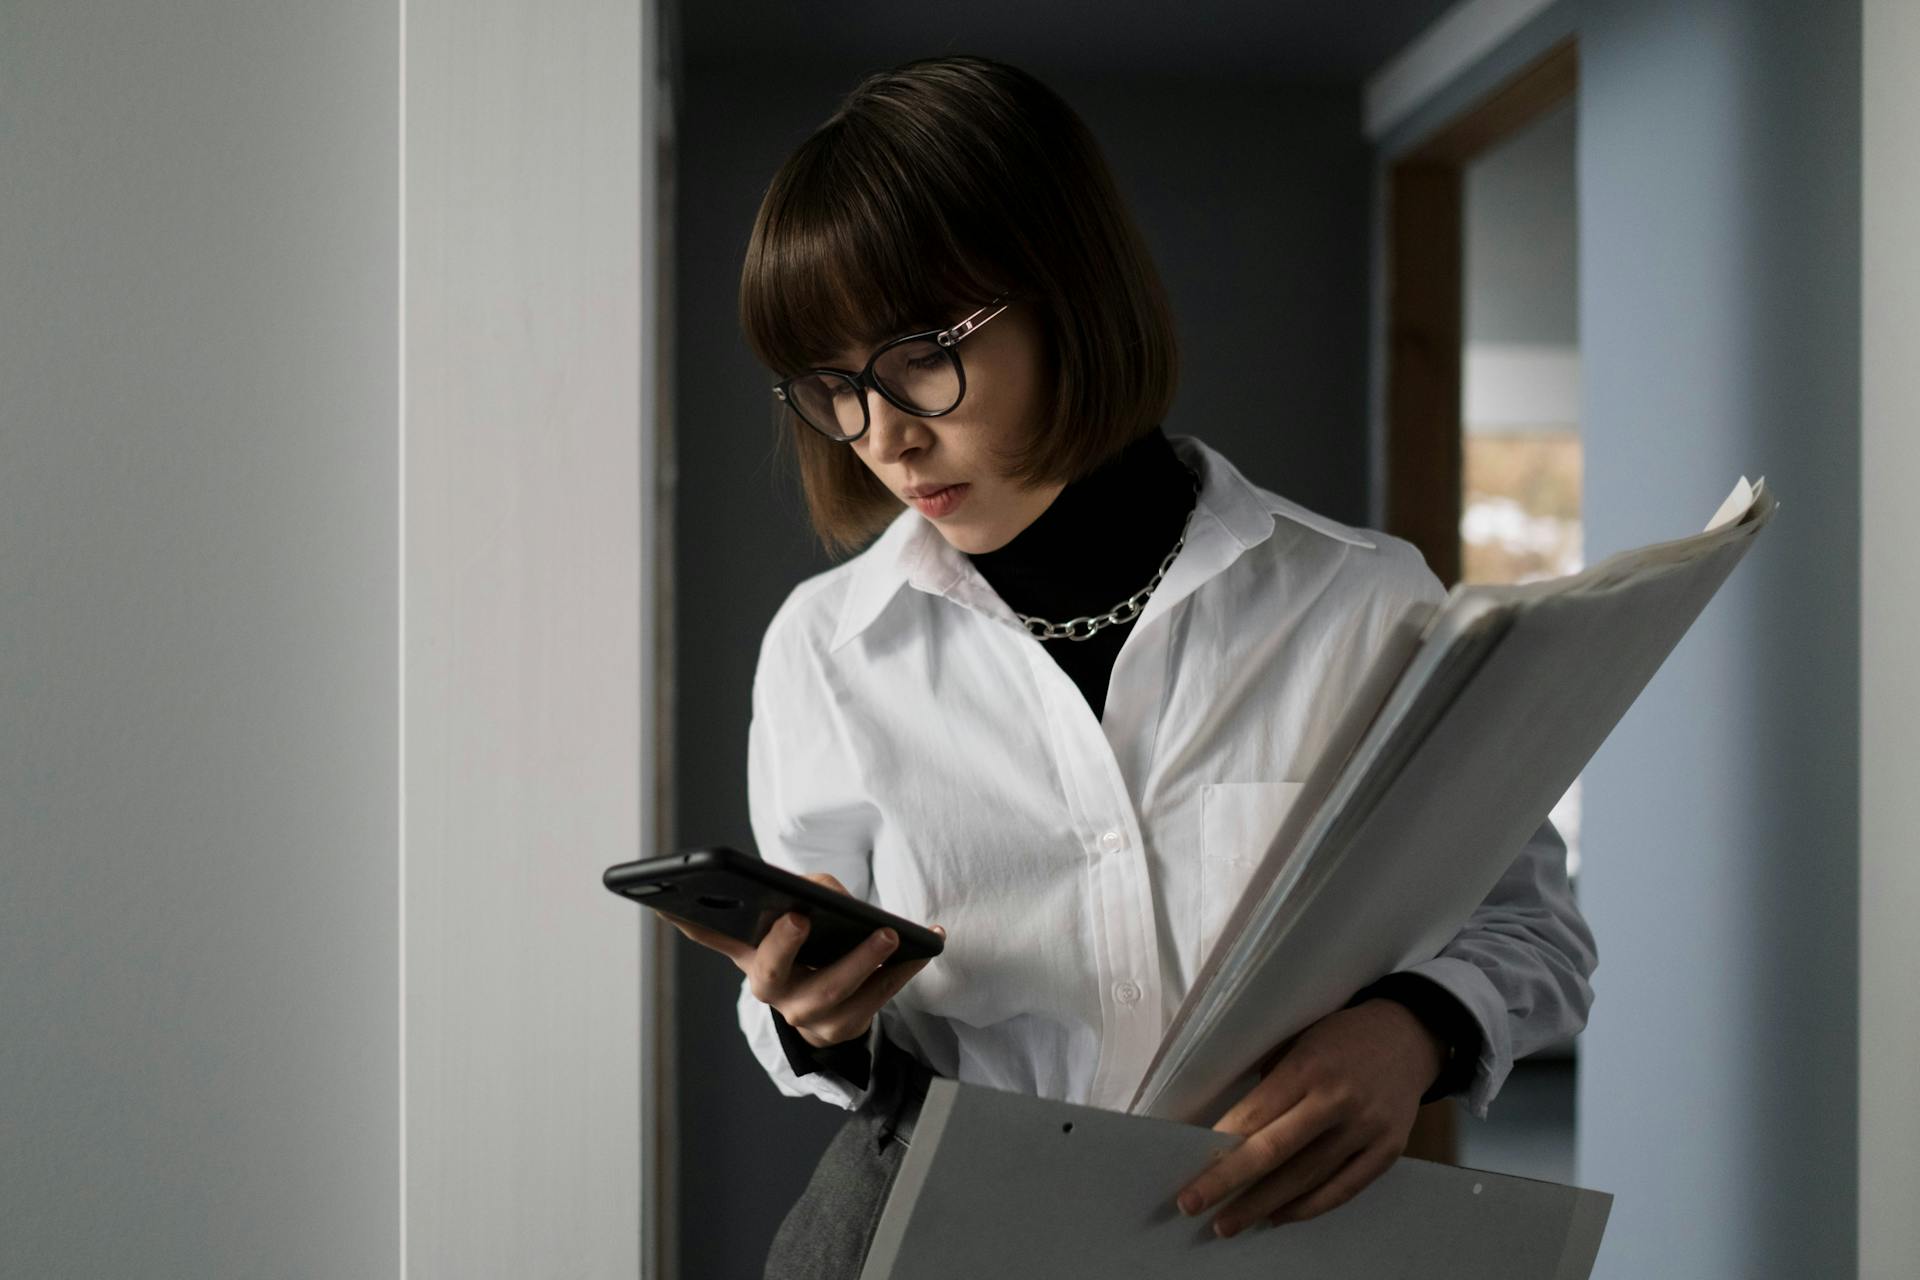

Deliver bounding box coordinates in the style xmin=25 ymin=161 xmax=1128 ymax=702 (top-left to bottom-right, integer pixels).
xmin=739 ymin=115 xmax=1010 ymax=377
xmin=735 ymin=55 xmax=1179 ymax=558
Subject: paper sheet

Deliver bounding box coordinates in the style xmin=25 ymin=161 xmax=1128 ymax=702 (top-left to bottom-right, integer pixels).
xmin=1130 ymin=478 xmax=1775 ymax=1124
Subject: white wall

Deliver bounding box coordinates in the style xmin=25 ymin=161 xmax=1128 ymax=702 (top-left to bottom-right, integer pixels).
xmin=1 ymin=2 xmax=651 ymax=1274
xmin=403 ymin=0 xmax=649 ymax=1273
xmin=1860 ymin=1 xmax=1920 ymax=1274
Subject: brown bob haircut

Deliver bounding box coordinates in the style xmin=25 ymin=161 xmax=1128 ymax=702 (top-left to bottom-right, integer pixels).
xmin=739 ymin=54 xmax=1180 ymax=556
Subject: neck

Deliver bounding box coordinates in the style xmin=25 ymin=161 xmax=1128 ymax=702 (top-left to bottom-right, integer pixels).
xmin=966 ymin=427 xmax=1194 ymax=619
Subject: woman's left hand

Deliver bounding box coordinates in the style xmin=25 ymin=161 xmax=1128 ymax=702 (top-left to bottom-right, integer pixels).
xmin=1173 ymin=998 xmax=1447 ymax=1238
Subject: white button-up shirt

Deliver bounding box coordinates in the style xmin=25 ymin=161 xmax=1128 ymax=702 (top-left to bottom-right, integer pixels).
xmin=736 ymin=434 xmax=1596 ymax=1119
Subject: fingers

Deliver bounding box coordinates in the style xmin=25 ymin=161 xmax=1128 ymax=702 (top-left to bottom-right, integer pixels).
xmin=743 ymin=910 xmax=812 ymax=1004
xmin=1210 ymin=1126 xmax=1368 ymax=1237
xmin=1177 ymin=1090 xmax=1338 ymax=1220
xmin=1267 ymin=1140 xmax=1398 ymax=1226
xmin=803 ymin=871 xmax=851 ymax=896
xmin=791 ymin=949 xmax=938 ymax=1049
xmin=715 ymin=872 xmax=944 ymax=1048
xmin=1211 ymin=1061 xmax=1310 ymax=1140
xmin=656 ymin=910 xmax=755 ymax=965
xmin=779 ymin=922 xmax=907 ymax=1027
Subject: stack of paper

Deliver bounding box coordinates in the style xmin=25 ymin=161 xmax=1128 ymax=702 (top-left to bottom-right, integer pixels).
xmin=1128 ymin=477 xmax=1778 ymax=1125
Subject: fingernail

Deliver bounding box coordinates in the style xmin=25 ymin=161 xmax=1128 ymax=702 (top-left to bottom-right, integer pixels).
xmin=1178 ymin=1191 xmax=1202 ymax=1216
xmin=1214 ymin=1218 xmax=1236 ymax=1239
xmin=932 ymin=925 xmax=946 ymax=937
xmin=876 ymin=928 xmax=897 ymax=947
xmin=786 ymin=913 xmax=805 ymax=931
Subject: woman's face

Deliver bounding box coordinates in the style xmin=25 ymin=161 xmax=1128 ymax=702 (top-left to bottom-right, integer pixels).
xmin=836 ymin=302 xmax=1063 ymax=555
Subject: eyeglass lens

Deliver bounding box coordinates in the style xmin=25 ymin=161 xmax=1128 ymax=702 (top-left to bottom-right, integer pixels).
xmin=787 ymin=338 xmax=961 ymax=439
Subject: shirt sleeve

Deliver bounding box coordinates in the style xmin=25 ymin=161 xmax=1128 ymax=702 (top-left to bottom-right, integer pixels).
xmin=770 ymin=1004 xmax=877 ymax=1089
xmin=1384 ymin=814 xmax=1596 ymax=1119
xmin=733 ymin=604 xmax=888 ymax=1111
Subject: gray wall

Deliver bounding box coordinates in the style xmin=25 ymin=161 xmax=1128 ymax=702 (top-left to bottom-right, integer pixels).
xmin=2 ymin=3 xmax=649 ymax=1274
xmin=1 ymin=5 xmax=401 ymax=1275
xmin=673 ymin=60 xmax=1374 ymax=1276
xmin=1464 ymin=97 xmax=1577 ymax=346
xmin=1575 ymin=2 xmax=1861 ymax=1277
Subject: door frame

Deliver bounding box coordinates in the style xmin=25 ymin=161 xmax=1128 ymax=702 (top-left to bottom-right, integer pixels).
xmin=1363 ymin=29 xmax=1578 ymax=1165
xmin=1379 ymin=36 xmax=1577 ymax=587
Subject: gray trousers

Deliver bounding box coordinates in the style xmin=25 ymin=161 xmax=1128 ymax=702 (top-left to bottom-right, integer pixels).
xmin=763 ymin=1034 xmax=936 ymax=1279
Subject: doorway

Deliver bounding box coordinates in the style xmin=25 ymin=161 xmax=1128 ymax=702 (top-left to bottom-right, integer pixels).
xmin=1381 ymin=35 xmax=1581 ymax=1180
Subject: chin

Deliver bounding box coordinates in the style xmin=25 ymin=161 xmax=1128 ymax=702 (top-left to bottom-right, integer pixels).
xmin=934 ymin=520 xmax=1000 ymax=555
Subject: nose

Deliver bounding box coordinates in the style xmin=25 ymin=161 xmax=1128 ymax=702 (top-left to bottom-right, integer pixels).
xmin=859 ymin=387 xmax=930 ymax=464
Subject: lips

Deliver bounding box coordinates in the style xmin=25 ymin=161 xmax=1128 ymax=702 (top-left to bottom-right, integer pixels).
xmin=906 ymin=482 xmax=969 ymax=518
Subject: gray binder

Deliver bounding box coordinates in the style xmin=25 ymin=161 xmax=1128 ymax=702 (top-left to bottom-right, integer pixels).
xmin=861 ymin=1078 xmax=1612 ymax=1279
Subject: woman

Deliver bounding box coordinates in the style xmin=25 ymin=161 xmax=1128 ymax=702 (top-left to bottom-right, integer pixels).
xmin=663 ymin=53 xmax=1596 ymax=1276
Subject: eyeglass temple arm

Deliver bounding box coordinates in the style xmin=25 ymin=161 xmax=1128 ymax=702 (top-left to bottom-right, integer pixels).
xmin=939 ymin=296 xmax=1012 ymax=347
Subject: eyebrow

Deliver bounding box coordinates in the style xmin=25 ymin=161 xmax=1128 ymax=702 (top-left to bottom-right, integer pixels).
xmin=817 ymin=318 xmax=940 ymax=370
xmin=817 ymin=330 xmax=898 ymax=370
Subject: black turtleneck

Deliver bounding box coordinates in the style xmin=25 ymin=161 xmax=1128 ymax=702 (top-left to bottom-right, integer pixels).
xmin=770 ymin=424 xmax=1483 ymax=1103
xmin=966 ymin=425 xmax=1196 ymax=721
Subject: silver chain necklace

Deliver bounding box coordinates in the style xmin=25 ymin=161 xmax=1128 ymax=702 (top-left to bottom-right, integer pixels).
xmin=1015 ymin=465 xmax=1202 ymax=643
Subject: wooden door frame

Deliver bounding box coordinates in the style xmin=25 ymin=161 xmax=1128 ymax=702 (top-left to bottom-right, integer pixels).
xmin=1383 ymin=36 xmax=1578 ymax=587
xmin=1381 ymin=36 xmax=1577 ymax=1168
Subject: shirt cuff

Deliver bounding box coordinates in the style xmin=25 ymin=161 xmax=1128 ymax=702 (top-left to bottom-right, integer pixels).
xmin=1347 ymin=971 xmax=1485 ymax=1106
xmin=769 ymin=1005 xmax=876 ymax=1090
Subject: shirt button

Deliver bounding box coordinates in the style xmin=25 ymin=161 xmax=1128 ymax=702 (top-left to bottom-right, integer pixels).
xmin=1114 ymin=980 xmax=1141 ymax=1005
xmin=1098 ymin=829 xmax=1124 ymax=853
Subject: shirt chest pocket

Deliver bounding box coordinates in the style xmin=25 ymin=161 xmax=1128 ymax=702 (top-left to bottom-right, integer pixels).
xmin=1198 ymin=781 xmax=1309 ymax=960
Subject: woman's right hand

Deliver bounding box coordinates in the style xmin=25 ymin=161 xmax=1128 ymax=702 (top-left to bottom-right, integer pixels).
xmin=659 ymin=872 xmax=944 ymax=1051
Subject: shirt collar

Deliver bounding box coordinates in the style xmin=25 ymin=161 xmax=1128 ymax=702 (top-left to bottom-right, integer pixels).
xmin=827 ymin=434 xmax=1375 ymax=652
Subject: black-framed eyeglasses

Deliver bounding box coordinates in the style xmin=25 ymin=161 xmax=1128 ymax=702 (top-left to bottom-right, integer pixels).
xmin=772 ymin=296 xmax=1014 ymax=443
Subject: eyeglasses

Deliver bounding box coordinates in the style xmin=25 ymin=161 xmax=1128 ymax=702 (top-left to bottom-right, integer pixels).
xmin=772 ymin=296 xmax=1013 ymax=443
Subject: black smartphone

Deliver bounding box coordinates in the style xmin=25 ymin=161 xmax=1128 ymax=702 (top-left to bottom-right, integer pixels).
xmin=602 ymin=846 xmax=943 ymax=968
